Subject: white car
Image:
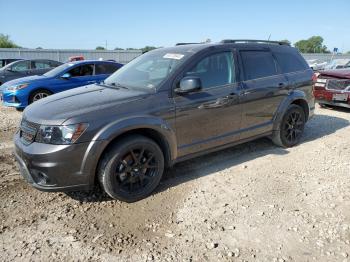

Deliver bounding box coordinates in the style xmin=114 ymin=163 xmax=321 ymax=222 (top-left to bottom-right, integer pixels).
xmin=307 ymin=59 xmax=327 ymax=70
xmin=324 ymin=59 xmax=350 ymax=70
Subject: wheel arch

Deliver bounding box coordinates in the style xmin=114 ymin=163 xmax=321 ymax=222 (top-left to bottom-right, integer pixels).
xmin=82 ymin=117 xmax=177 ymax=186
xmin=273 ymin=91 xmax=310 ymax=131
xmin=28 ymin=87 xmax=53 ymax=104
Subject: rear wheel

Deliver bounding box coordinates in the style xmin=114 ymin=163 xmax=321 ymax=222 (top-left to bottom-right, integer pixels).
xmin=97 ymin=135 xmax=164 ymax=202
xmin=29 ymin=89 xmax=51 ymax=104
xmin=272 ymin=104 xmax=306 ymax=147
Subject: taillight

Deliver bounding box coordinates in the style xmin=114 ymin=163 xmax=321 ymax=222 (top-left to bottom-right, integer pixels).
xmin=312 ymin=73 xmax=318 ymax=82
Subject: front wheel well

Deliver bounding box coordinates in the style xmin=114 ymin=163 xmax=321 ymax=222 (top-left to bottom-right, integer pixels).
xmin=28 ymin=88 xmax=52 ymax=104
xmin=291 ymin=99 xmax=309 ymax=121
xmin=96 ymin=128 xmax=172 ymax=174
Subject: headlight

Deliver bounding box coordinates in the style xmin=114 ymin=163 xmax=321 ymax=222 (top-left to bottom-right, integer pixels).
xmin=7 ymin=83 xmax=29 ymax=91
xmin=35 ymin=123 xmax=88 ymax=145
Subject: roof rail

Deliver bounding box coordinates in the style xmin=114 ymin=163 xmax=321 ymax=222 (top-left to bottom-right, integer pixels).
xmin=175 ymin=42 xmax=201 ymax=46
xmin=220 ymin=39 xmax=290 ymax=46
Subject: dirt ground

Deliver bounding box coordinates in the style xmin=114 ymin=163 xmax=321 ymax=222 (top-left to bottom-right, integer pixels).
xmin=0 ymin=104 xmax=350 ymax=262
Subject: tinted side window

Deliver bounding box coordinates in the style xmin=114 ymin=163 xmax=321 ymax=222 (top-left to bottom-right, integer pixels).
xmin=68 ymin=64 xmax=94 ymax=77
xmin=49 ymin=61 xmax=61 ymax=67
xmin=95 ymin=63 xmax=120 ymax=75
xmin=33 ymin=61 xmax=51 ymax=69
xmin=241 ymin=51 xmax=277 ymax=81
xmin=274 ymin=50 xmax=308 ymax=73
xmin=11 ymin=61 xmax=31 ymax=72
xmin=185 ymin=52 xmax=235 ymax=89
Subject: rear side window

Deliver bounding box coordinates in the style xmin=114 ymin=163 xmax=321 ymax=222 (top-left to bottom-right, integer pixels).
xmin=274 ymin=50 xmax=308 ymax=73
xmin=95 ymin=63 xmax=120 ymax=75
xmin=241 ymin=51 xmax=278 ymax=81
xmin=33 ymin=61 xmax=51 ymax=69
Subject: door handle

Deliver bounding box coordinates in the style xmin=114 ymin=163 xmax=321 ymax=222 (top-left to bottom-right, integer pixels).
xmin=199 ymin=93 xmax=238 ymax=109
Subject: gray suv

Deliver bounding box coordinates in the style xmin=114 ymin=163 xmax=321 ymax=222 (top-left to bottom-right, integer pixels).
xmin=0 ymin=59 xmax=62 ymax=85
xmin=14 ymin=40 xmax=315 ymax=202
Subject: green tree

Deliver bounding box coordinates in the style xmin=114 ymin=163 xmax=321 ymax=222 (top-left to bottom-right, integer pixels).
xmin=294 ymin=36 xmax=328 ymax=53
xmin=141 ymin=46 xmax=157 ymax=53
xmin=114 ymin=47 xmax=124 ymax=50
xmin=126 ymin=47 xmax=139 ymax=50
xmin=95 ymin=46 xmax=105 ymax=50
xmin=0 ymin=34 xmax=19 ymax=48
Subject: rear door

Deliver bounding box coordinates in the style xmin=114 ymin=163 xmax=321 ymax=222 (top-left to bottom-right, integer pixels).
xmin=238 ymin=48 xmax=289 ymax=139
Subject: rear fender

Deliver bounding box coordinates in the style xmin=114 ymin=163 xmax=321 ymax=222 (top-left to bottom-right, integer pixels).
xmin=273 ymin=90 xmax=309 ymax=131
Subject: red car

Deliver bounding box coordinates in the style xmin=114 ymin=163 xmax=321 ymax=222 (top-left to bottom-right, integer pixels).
xmin=313 ymin=69 xmax=350 ymax=109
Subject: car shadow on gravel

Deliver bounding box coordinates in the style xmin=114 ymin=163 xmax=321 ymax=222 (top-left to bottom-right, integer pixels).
xmin=65 ymin=113 xmax=349 ymax=203
xmin=156 ymin=113 xmax=349 ymax=194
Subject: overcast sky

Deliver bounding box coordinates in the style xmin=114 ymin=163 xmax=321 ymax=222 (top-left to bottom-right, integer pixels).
xmin=1 ymin=0 xmax=350 ymax=52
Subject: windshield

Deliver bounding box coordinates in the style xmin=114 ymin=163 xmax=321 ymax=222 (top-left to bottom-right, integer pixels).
xmin=43 ymin=63 xmax=74 ymax=77
xmin=104 ymin=49 xmax=190 ymax=89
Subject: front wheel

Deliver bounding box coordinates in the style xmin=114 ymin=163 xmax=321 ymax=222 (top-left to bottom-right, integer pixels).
xmin=97 ymin=135 xmax=164 ymax=202
xmin=29 ymin=89 xmax=51 ymax=104
xmin=272 ymin=104 xmax=306 ymax=148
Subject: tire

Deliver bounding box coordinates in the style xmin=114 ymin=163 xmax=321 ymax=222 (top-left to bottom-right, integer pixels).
xmin=97 ymin=135 xmax=164 ymax=202
xmin=29 ymin=89 xmax=51 ymax=104
xmin=272 ymin=104 xmax=306 ymax=148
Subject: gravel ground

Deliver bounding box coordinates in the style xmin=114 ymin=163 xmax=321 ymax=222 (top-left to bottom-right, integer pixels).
xmin=0 ymin=104 xmax=349 ymax=262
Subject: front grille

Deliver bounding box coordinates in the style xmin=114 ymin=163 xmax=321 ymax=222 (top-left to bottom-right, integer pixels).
xmin=20 ymin=119 xmax=39 ymax=145
xmin=326 ymin=79 xmax=350 ymax=91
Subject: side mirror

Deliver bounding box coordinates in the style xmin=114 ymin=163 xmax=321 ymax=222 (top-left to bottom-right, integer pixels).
xmin=61 ymin=73 xmax=71 ymax=79
xmin=175 ymin=76 xmax=201 ymax=94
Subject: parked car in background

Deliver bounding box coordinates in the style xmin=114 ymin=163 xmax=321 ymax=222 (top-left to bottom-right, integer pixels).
xmin=68 ymin=56 xmax=84 ymax=62
xmin=0 ymin=59 xmax=62 ymax=85
xmin=0 ymin=60 xmax=123 ymax=109
xmin=13 ymin=40 xmax=314 ymax=202
xmin=307 ymin=59 xmax=327 ymax=70
xmin=313 ymin=69 xmax=350 ymax=109
xmin=0 ymin=58 xmax=22 ymax=68
xmin=324 ymin=59 xmax=350 ymax=70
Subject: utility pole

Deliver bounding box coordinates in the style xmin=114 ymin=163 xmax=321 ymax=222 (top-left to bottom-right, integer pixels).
xmin=105 ymin=40 xmax=107 ymax=50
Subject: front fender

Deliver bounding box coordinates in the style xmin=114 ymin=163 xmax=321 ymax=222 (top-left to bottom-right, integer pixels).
xmin=272 ymin=90 xmax=309 ymax=131
xmin=81 ymin=116 xmax=177 ymax=182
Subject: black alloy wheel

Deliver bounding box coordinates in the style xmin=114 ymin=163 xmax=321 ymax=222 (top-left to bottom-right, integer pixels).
xmin=98 ymin=135 xmax=164 ymax=202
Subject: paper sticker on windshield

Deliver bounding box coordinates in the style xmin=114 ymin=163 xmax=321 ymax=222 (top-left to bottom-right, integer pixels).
xmin=163 ymin=53 xmax=184 ymax=60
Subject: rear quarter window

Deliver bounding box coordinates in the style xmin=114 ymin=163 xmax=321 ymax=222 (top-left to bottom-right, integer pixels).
xmin=274 ymin=50 xmax=308 ymax=73
xmin=240 ymin=50 xmax=278 ymax=81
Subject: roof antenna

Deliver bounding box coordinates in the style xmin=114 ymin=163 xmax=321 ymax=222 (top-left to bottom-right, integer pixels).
xmin=267 ymin=34 xmax=271 ymax=41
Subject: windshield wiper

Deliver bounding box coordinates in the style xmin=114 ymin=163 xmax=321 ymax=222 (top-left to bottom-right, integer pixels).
xmin=109 ymin=82 xmax=129 ymax=90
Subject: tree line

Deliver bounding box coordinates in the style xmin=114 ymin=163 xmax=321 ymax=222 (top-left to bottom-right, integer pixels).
xmin=1 ymin=33 xmax=349 ymax=54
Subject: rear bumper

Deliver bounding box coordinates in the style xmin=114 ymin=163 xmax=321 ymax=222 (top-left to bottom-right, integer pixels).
xmin=14 ymin=132 xmax=106 ymax=192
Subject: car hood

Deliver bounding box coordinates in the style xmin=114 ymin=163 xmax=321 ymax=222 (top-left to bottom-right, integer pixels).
xmin=23 ymin=84 xmax=149 ymax=125
xmin=3 ymin=75 xmax=48 ymax=87
xmin=320 ymin=69 xmax=350 ymax=79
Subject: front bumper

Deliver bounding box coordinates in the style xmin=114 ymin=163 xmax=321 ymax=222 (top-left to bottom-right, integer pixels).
xmin=14 ymin=132 xmax=105 ymax=192
xmin=316 ymin=99 xmax=350 ymax=109
xmin=1 ymin=90 xmax=27 ymax=108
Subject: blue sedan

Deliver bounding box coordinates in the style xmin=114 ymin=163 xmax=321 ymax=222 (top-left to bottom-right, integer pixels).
xmin=0 ymin=60 xmax=123 ymax=109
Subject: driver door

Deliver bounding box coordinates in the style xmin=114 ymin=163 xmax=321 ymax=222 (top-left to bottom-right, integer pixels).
xmin=174 ymin=50 xmax=242 ymax=157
